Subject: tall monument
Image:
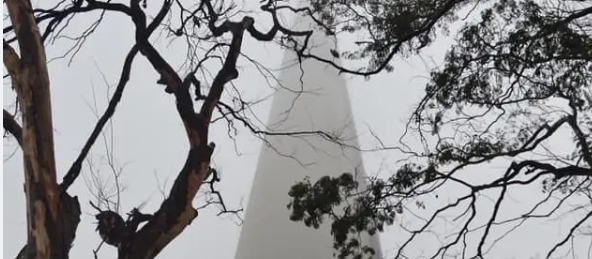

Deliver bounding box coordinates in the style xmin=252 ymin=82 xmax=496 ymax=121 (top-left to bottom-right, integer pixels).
xmin=234 ymin=5 xmax=382 ymax=259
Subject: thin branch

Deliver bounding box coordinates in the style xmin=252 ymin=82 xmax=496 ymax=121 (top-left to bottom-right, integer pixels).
xmin=546 ymin=209 xmax=592 ymax=259
xmin=60 ymin=45 xmax=140 ymax=192
xmin=3 ymin=109 xmax=23 ymax=146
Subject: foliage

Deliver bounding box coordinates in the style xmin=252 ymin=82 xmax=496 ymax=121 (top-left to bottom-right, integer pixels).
xmin=289 ymin=0 xmax=592 ymax=258
xmin=2 ymin=0 xmax=373 ymax=258
xmin=4 ymin=0 xmax=591 ymax=258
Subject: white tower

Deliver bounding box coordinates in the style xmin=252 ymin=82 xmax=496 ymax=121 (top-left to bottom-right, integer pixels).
xmin=234 ymin=6 xmax=383 ymax=259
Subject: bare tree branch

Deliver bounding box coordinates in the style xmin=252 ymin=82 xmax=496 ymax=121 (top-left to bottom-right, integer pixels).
xmin=3 ymin=109 xmax=23 ymax=146
xmin=60 ymin=45 xmax=139 ymax=193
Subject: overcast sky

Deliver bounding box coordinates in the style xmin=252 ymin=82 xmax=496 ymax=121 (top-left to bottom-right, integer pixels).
xmin=3 ymin=1 xmax=591 ymax=259
xmin=1 ymin=2 xmax=427 ymax=258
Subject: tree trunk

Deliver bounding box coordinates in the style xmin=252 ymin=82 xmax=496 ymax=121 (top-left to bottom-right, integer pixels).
xmin=4 ymin=1 xmax=81 ymax=258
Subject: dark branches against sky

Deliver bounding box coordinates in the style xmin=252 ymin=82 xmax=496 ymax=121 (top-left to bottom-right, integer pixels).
xmin=287 ymin=0 xmax=592 ymax=258
xmin=2 ymin=0 xmax=360 ymax=259
xmin=4 ymin=0 xmax=592 ymax=259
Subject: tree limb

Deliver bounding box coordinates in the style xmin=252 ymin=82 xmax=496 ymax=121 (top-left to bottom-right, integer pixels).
xmin=116 ymin=5 xmax=255 ymax=259
xmin=4 ymin=0 xmax=132 ymax=43
xmin=3 ymin=109 xmax=23 ymax=146
xmin=59 ymin=45 xmax=140 ymax=193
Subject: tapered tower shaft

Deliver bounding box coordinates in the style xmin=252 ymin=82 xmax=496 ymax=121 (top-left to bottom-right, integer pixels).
xmin=234 ymin=7 xmax=382 ymax=259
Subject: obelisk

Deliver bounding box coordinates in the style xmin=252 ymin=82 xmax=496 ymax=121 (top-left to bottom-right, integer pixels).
xmin=234 ymin=4 xmax=383 ymax=259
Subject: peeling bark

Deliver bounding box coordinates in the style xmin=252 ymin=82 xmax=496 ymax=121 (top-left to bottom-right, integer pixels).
xmin=5 ymin=1 xmax=80 ymax=259
xmin=5 ymin=1 xmax=298 ymax=259
xmin=15 ymin=194 xmax=81 ymax=259
xmin=3 ymin=39 xmax=21 ymax=88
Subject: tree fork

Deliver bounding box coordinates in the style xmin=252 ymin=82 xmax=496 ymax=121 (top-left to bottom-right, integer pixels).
xmin=116 ymin=13 xmax=253 ymax=259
